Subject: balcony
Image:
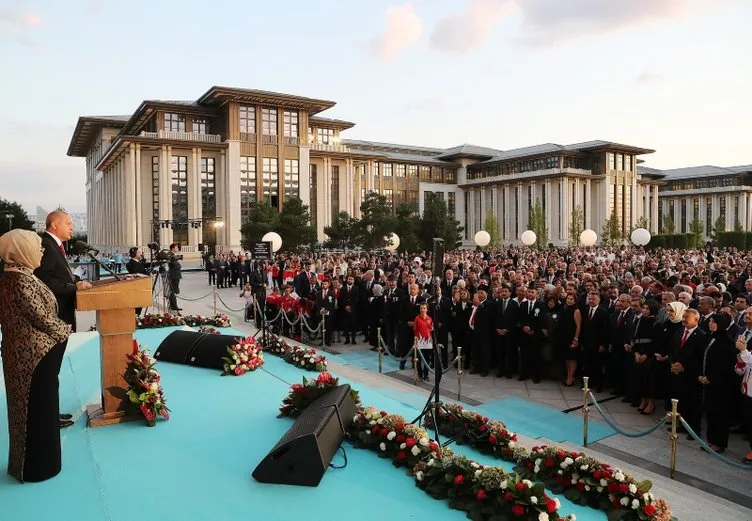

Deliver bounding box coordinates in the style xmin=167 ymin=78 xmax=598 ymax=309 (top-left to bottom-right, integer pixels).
xmin=262 ymin=134 xmax=278 ymax=145
xmin=140 ymin=130 xmax=222 ymax=143
xmin=310 ymin=142 xmax=350 ymax=153
xmin=283 ymin=136 xmax=299 ymax=146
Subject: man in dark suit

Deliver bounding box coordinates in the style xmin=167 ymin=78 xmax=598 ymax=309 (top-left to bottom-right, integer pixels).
xmin=469 ymin=289 xmax=494 ymax=377
xmin=315 ymin=279 xmax=336 ymax=346
xmin=167 ymin=243 xmax=182 ymax=312
xmin=35 ymin=211 xmax=91 ymax=428
xmin=668 ymin=308 xmax=707 ymax=437
xmin=338 ymin=275 xmax=360 ymax=344
xmin=608 ymin=294 xmax=634 ymax=397
xmin=519 ymin=286 xmax=546 ymax=383
xmin=126 ymin=247 xmax=147 ymax=316
xmin=494 ymin=284 xmax=518 ymax=378
xmin=440 ymin=268 xmax=458 ymax=296
xmin=383 ymin=275 xmax=406 ymax=361
xmin=398 ymin=283 xmax=424 ymax=370
xmin=581 ymin=291 xmax=610 ymax=392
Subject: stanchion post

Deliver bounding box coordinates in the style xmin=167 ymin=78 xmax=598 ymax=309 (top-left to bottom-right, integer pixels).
xmin=669 ymin=398 xmax=679 ymax=479
xmin=413 ymin=339 xmax=419 ymax=385
xmin=213 ymin=288 xmax=217 ymax=315
xmin=377 ymin=327 xmax=383 ymax=374
xmin=321 ymin=311 xmax=327 ymax=351
xmin=457 ymin=346 xmax=463 ymax=402
xmin=583 ymin=376 xmax=590 ymax=447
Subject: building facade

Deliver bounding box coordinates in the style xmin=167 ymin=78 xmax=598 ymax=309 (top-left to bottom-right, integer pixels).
xmin=68 ymin=86 xmax=669 ymax=253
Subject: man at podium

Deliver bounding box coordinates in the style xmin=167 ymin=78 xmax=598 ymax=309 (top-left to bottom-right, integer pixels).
xmin=34 ymin=211 xmax=92 ymax=428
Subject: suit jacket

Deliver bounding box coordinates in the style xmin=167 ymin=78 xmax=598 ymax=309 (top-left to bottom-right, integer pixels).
xmin=293 ymin=271 xmax=309 ymax=297
xmin=383 ymin=286 xmax=406 ymax=322
xmin=34 ymin=232 xmax=78 ymax=330
xmin=669 ymin=327 xmax=707 ymax=380
xmin=609 ymin=309 xmax=634 ymax=350
xmin=315 ymin=287 xmax=336 ymax=315
xmin=338 ymin=284 xmax=360 ymax=311
xmin=581 ymin=306 xmax=610 ymax=350
xmin=495 ymin=298 xmax=518 ymax=331
xmin=126 ymin=258 xmax=146 ymax=275
xmin=400 ymin=294 xmax=424 ymax=323
xmin=519 ymin=299 xmax=546 ymax=334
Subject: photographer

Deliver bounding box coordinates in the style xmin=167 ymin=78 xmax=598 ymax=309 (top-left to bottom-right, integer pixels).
xmin=167 ymin=243 xmax=182 ymax=312
xmin=126 ymin=247 xmax=146 ymax=316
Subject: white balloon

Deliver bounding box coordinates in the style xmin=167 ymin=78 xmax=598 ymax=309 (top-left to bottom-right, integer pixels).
xmin=580 ymin=229 xmax=597 ymax=247
xmin=261 ymin=231 xmax=283 ymax=252
xmin=630 ymin=227 xmax=651 ymax=246
xmin=474 ymin=230 xmax=491 ymax=247
xmin=384 ymin=233 xmax=400 ymax=251
xmin=520 ymin=230 xmax=537 ymax=246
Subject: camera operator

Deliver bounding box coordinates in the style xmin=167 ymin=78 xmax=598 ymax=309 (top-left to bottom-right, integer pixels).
xmin=126 ymin=247 xmax=146 ymax=315
xmin=167 ymin=243 xmax=182 ymax=312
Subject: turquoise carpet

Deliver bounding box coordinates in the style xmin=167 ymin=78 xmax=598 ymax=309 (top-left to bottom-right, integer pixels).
xmin=0 ymin=327 xmax=605 ymax=521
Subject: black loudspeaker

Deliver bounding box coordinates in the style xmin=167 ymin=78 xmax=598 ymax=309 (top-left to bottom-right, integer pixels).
xmin=252 ymin=384 xmax=356 ymax=487
xmin=154 ymin=330 xmax=239 ymax=370
xmin=432 ymin=237 xmax=445 ymax=276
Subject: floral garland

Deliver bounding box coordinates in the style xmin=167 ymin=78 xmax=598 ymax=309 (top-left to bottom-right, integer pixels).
xmin=279 ymin=372 xmax=360 ymax=417
xmin=221 ymin=337 xmax=264 ymax=376
xmin=281 ymin=387 xmax=676 ymax=521
xmin=264 ymin=334 xmax=328 ymax=372
xmin=198 ymin=325 xmax=221 ymax=335
xmin=124 ymin=340 xmax=169 ymax=426
xmin=137 ymin=313 xmax=232 ymax=329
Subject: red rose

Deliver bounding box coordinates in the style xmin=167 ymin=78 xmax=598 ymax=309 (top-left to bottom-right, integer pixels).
xmin=515 ymin=482 xmax=526 ymax=490
xmin=501 ymin=429 xmax=509 ymax=437
xmin=504 ymin=448 xmax=512 ymax=456
xmin=406 ymin=438 xmax=416 ymax=448
xmin=482 ymin=417 xmax=489 ymax=422
xmin=476 ymin=489 xmax=487 ymax=501
xmin=380 ymin=411 xmax=388 ymax=417
xmin=396 ymin=451 xmax=407 ymax=461
xmin=643 ymin=504 xmax=655 ymax=516
xmin=512 ymin=435 xmax=518 ymax=442
xmin=478 ymin=425 xmax=487 ymax=432
xmin=576 ymin=482 xmax=585 ymax=492
xmin=396 ymin=435 xmax=406 ymax=444
xmin=546 ymin=499 xmax=556 ymax=513
xmin=488 ymin=435 xmax=497 ymax=444
xmin=503 ymin=492 xmax=513 ymax=502
xmin=454 ymin=475 xmax=464 ymax=486
xmin=562 ymin=477 xmax=572 ymax=486
xmin=511 ymin=505 xmax=525 ymax=516
xmin=555 ymin=475 xmax=562 ymax=484
xmin=429 ymin=441 xmax=438 ymax=451
xmin=475 ymin=414 xmax=483 ymax=421
xmin=593 ymin=470 xmax=602 ymax=480
xmin=381 ymin=428 xmax=389 ymax=438
xmin=607 ymin=482 xmax=619 ymax=494
xmin=619 ymin=483 xmax=629 ymax=494
xmin=545 ymin=458 xmax=555 ymax=468
xmin=612 ymin=498 xmax=622 ymax=508
xmin=557 ymin=450 xmax=566 ymax=458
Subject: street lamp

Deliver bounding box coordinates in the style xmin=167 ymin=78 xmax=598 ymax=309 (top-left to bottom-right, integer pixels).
xmin=4 ymin=213 xmax=13 ymax=231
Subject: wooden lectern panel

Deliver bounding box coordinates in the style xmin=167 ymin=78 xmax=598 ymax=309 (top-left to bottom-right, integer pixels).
xmin=76 ymin=275 xmax=154 ymax=427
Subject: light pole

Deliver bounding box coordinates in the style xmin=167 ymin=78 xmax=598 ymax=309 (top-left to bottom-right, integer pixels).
xmin=4 ymin=213 xmax=13 ymax=232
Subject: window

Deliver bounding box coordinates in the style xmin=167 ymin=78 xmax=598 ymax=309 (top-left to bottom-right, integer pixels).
xmin=331 ymin=166 xmax=340 ymax=220
xmin=448 ymin=192 xmax=455 ymax=219
xmin=240 ymin=106 xmax=256 ymax=134
xmin=625 ymin=155 xmax=633 ymax=171
xmin=164 ymin=113 xmax=185 ymax=132
xmin=419 ymin=166 xmax=430 ymax=181
xmin=308 ymin=127 xmax=313 ymax=143
xmin=240 ymin=157 xmax=257 ymax=223
xmin=262 ymin=108 xmax=278 ymax=136
xmin=151 ymin=156 xmax=159 ymax=240
xmin=608 ymin=153 xmax=616 ymax=170
xmin=317 ymin=128 xmax=334 ymax=144
xmin=434 ymin=191 xmax=444 ymax=201
xmin=693 ymin=198 xmax=699 ymax=220
xmin=395 ymin=164 xmax=406 ymax=178
xmin=200 ymin=158 xmax=216 ymax=219
xmin=720 ymin=197 xmax=726 ymax=228
xmin=310 ymin=164 xmax=317 ymax=230
xmin=408 ymin=165 xmax=418 ymax=179
xmin=192 ymin=118 xmax=208 ymax=134
xmin=397 ymin=189 xmax=407 ymax=206
xmin=409 ymin=190 xmax=418 ymax=212
xmin=283 ymin=111 xmax=298 ymax=138
xmin=383 ymin=189 xmax=393 ymax=210
xmin=464 ymin=191 xmax=470 ymax=239
xmin=514 ymin=187 xmax=519 ymax=237
xmin=373 ymin=162 xmax=379 ymax=177
xmin=382 ymin=163 xmax=393 ymax=177
xmin=735 ymin=196 xmax=740 ymax=226
xmin=432 ymin=167 xmax=441 ymax=182
xmin=262 ymin=158 xmax=279 ymax=208
xmin=444 ymin=169 xmax=456 ymax=183
xmin=624 ymin=184 xmax=631 ymax=234
xmin=284 ymin=159 xmax=299 ymax=200
xmin=616 ymin=154 xmax=624 ymax=171
xmin=171 ymin=156 xmax=188 ymax=245
xmin=681 ymin=199 xmax=687 ymax=233
xmin=546 ymin=156 xmax=558 ymax=169
xmin=706 ymin=198 xmax=712 ymax=235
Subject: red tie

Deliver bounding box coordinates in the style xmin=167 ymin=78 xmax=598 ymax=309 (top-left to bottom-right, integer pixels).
xmin=680 ymin=329 xmax=690 ymax=348
xmin=59 ymin=243 xmax=66 ymax=257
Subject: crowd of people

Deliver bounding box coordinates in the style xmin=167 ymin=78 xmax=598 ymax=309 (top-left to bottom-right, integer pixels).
xmin=204 ymin=244 xmax=752 ymax=462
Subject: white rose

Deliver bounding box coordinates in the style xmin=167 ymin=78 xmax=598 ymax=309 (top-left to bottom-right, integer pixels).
xmin=535 ymin=458 xmax=543 ymax=466
xmin=411 ymin=445 xmax=421 ymax=456
xmin=620 ymin=497 xmax=629 ymax=507
xmin=366 ymin=430 xmax=371 ymax=435
xmin=628 ymin=483 xmax=637 ymax=494
xmin=584 ymin=485 xmax=590 ymax=492
xmin=600 ymin=479 xmax=608 ymax=487
xmin=530 ymin=496 xmax=538 ymax=504
xmin=580 ymin=464 xmax=588 ymax=471
xmin=538 ymin=514 xmax=549 ymax=521
xmin=369 ymin=420 xmax=376 ymax=426
xmin=615 ymin=471 xmax=625 ymax=482
xmin=597 ymin=486 xmax=603 ymax=493
xmin=554 ymin=498 xmax=560 ymax=509
xmin=523 ymin=480 xmax=533 ymax=487
xmin=400 ymin=443 xmax=407 ymax=450
xmin=567 ymin=516 xmax=576 ymax=521
xmin=572 ymin=473 xmax=579 ymax=481
xmin=352 ymin=415 xmax=359 ymax=423
xmin=508 ymin=441 xmax=516 ymax=448
xmin=557 ymin=470 xmax=563 ymax=475
xmin=416 ymin=471 xmax=424 ymax=481
xmin=387 ymin=431 xmax=396 ymax=441
xmin=376 ymin=418 xmax=384 ymax=424
xmin=475 ymin=470 xmax=482 ymax=477
xmin=500 ymin=479 xmax=508 ymax=490
xmin=471 ymin=462 xmax=480 ymax=469
xmin=564 ymin=457 xmax=574 ymax=466
xmin=379 ymin=442 xmax=386 ymax=451
xmin=632 ymin=499 xmax=640 ymax=509
xmin=419 ymin=437 xmax=429 ymax=447
xmin=427 ymin=459 xmax=435 ymax=467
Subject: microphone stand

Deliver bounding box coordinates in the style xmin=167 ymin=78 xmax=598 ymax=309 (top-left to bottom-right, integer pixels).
xmin=87 ymin=252 xmax=123 ymax=281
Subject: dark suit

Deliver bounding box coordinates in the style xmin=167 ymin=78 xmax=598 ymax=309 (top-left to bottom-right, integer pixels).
xmin=451 ymin=301 xmax=472 ymax=364
xmin=383 ymin=287 xmax=406 ymax=355
xmin=669 ymin=327 xmax=707 ymax=434
xmin=399 ymin=294 xmax=424 ymax=360
xmin=495 ymin=298 xmax=519 ymax=377
xmin=338 ymin=284 xmax=360 ymax=342
xmin=126 ymin=257 xmax=147 ymax=315
xmin=581 ymin=306 xmax=610 ymax=390
xmin=519 ymin=299 xmax=547 ymax=381
xmin=315 ymin=287 xmax=336 ymax=346
xmin=35 ymin=233 xmax=78 ymax=330
xmin=167 ymin=251 xmax=182 ymax=311
xmin=469 ymin=300 xmax=494 ymax=375
xmin=701 ymin=334 xmax=738 ymax=448
xmin=608 ymin=309 xmax=634 ymax=395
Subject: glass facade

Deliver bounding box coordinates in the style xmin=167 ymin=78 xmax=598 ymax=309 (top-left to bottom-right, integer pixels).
xmin=262 ymin=157 xmax=279 ymax=208
xmin=262 ymin=108 xmax=278 ymax=135
xmin=284 ymin=159 xmax=300 ymax=200
xmin=151 ymin=156 xmax=159 ymax=241
xmin=317 ymin=128 xmax=334 ymax=144
xmin=164 ymin=113 xmax=185 ymax=132
xmin=448 ymin=192 xmax=455 ymax=219
xmin=240 ymin=156 xmax=257 ymax=223
xmin=200 ymin=158 xmax=216 ymax=245
xmin=310 ymin=164 xmax=317 ymax=230
xmin=240 ymin=106 xmax=256 ymax=134
xmin=331 ymin=165 xmax=340 ymax=220
xmin=283 ymin=111 xmax=298 ymax=138
xmin=171 ymin=156 xmax=188 ymax=245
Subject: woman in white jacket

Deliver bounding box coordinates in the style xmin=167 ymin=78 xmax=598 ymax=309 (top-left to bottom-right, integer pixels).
xmin=734 ymin=327 xmax=752 ymax=464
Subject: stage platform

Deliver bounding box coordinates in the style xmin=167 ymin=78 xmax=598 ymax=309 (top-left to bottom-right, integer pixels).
xmin=0 ymin=327 xmax=748 ymax=521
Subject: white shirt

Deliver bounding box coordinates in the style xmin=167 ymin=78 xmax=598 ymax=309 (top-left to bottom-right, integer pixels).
xmin=46 ymin=231 xmax=63 ymax=247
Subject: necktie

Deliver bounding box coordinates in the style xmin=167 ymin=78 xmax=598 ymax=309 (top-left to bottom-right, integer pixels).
xmin=502 ymin=299 xmax=507 ymax=314
xmin=412 ymin=297 xmax=415 ymax=305
xmin=680 ymin=329 xmax=690 ymax=348
xmin=617 ymin=311 xmax=624 ymax=327
xmin=745 ymin=330 xmax=751 ymax=342
xmin=528 ymin=301 xmax=532 ymax=314
xmin=59 ymin=243 xmax=66 ymax=257
xmin=590 ymin=308 xmax=595 ymax=320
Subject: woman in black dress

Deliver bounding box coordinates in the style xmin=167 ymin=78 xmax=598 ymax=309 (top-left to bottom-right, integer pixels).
xmin=633 ymin=299 xmax=660 ymax=414
xmin=699 ymin=312 xmax=738 ymax=452
xmin=655 ymin=301 xmax=687 ymax=410
xmin=557 ymin=293 xmax=581 ymax=386
xmin=368 ymin=284 xmax=385 ymax=348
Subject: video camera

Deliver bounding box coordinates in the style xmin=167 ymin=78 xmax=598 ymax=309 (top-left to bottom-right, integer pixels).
xmin=147 ymin=242 xmax=182 ymax=262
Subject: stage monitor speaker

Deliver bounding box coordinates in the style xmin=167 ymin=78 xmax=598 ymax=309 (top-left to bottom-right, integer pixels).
xmin=432 ymin=237 xmax=445 ymax=276
xmin=154 ymin=330 xmax=239 ymax=370
xmin=252 ymin=384 xmax=356 ymax=487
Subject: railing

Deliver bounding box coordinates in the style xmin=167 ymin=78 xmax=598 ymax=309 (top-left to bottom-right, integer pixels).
xmin=282 ymin=136 xmax=299 ymax=146
xmin=140 ymin=130 xmax=221 ymax=143
xmin=240 ymin=132 xmax=257 ymax=142
xmin=310 ymin=142 xmax=350 ymax=153
xmin=262 ymin=134 xmax=278 ymax=145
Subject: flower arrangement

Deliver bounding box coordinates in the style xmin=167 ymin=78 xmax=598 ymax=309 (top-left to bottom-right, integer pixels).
xmin=279 ymin=372 xmax=360 ymax=417
xmin=137 ymin=313 xmax=232 ymax=329
xmin=198 ymin=325 xmax=221 ymax=335
xmin=183 ymin=313 xmax=232 ymax=328
xmin=124 ymin=340 xmax=169 ymax=426
xmin=264 ymin=334 xmax=328 ymax=372
xmin=221 ymin=337 xmax=264 ymax=376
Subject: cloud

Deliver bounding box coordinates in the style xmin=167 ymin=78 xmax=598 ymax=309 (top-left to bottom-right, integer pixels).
xmin=430 ymin=0 xmax=516 ymax=53
xmin=370 ymin=4 xmax=423 ymax=61
xmin=514 ymin=0 xmax=697 ymax=47
xmin=636 ymin=71 xmax=663 ymax=84
xmin=0 ymin=7 xmax=43 ymax=45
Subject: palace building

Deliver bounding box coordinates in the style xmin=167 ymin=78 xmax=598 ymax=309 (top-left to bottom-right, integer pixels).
xmin=67 ymin=86 xmax=743 ymax=253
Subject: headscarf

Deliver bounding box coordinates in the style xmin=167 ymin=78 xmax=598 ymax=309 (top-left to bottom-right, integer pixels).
xmin=667 ymin=301 xmax=687 ymax=324
xmin=709 ymin=312 xmax=731 ymax=335
xmin=0 ymin=229 xmax=43 ymax=273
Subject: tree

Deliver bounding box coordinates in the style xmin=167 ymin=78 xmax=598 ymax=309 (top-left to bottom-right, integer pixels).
xmin=688 ymin=217 xmax=705 ymax=248
xmin=393 ymin=203 xmax=421 ymax=253
xmin=240 ymin=200 xmax=279 ymax=249
xmin=358 ymin=191 xmax=395 ymax=249
xmin=324 ymin=211 xmax=362 ymax=250
xmin=568 ymin=206 xmax=584 ymax=247
xmin=278 ymin=197 xmax=316 ymax=252
xmin=661 ymin=214 xmax=675 ymax=235
xmin=419 ymin=194 xmax=463 ymax=251
xmin=601 ymin=210 xmax=623 ymax=247
xmin=0 ymin=198 xmax=34 ymax=232
xmin=710 ymin=215 xmax=726 ymax=243
xmin=632 ymin=216 xmax=649 ymax=232
xmin=734 ymin=219 xmax=744 ymax=232
xmin=527 ymin=199 xmax=548 ymax=247
xmin=482 ymin=210 xmax=501 ymax=248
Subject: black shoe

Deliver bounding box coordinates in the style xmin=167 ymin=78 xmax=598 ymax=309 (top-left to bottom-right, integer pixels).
xmin=60 ymin=413 xmax=73 ymax=421
xmin=60 ymin=420 xmax=74 ymax=429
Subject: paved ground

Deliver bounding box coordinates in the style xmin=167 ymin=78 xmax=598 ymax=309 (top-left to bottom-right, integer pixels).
xmin=76 ymin=268 xmax=752 ymax=516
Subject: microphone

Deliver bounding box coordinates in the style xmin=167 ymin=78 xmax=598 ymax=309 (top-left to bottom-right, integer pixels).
xmin=75 ymin=241 xmax=99 ymax=255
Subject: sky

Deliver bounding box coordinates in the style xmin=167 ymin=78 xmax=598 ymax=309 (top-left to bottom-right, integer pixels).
xmin=1 ymin=0 xmax=750 ymax=213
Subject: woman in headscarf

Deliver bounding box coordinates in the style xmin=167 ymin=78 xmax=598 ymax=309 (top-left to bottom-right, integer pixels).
xmin=654 ymin=301 xmax=687 ymax=410
xmin=0 ymin=229 xmax=72 ymax=482
xmin=699 ymin=312 xmax=737 ymax=452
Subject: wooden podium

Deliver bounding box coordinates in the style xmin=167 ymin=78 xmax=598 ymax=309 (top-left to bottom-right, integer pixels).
xmin=76 ymin=275 xmax=153 ymax=427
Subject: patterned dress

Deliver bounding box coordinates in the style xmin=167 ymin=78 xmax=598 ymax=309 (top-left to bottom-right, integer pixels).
xmin=0 ymin=270 xmax=71 ymax=482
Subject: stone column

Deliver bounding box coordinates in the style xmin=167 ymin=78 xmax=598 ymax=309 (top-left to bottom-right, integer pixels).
xmin=517 ymin=183 xmax=524 ymax=239
xmin=225 ymin=141 xmax=242 ymax=250
xmin=299 ymin=145 xmax=311 ymax=208
xmin=631 ymin=175 xmax=638 ymax=230
xmin=187 ymin=147 xmax=201 ymax=248
xmin=502 ymin=185 xmax=509 ymax=240
xmin=216 ymin=150 xmax=227 ymax=248
xmin=584 ymin=179 xmax=592 ymax=230
xmin=125 ymin=145 xmax=137 ymax=247
xmin=134 ymin=144 xmax=143 ymax=247
xmin=651 ymin=185 xmax=659 ymax=234
xmin=560 ymin=178 xmax=568 ymax=243
xmin=158 ymin=145 xmax=172 ymax=246
xmin=545 ymin=180 xmax=553 ymax=243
